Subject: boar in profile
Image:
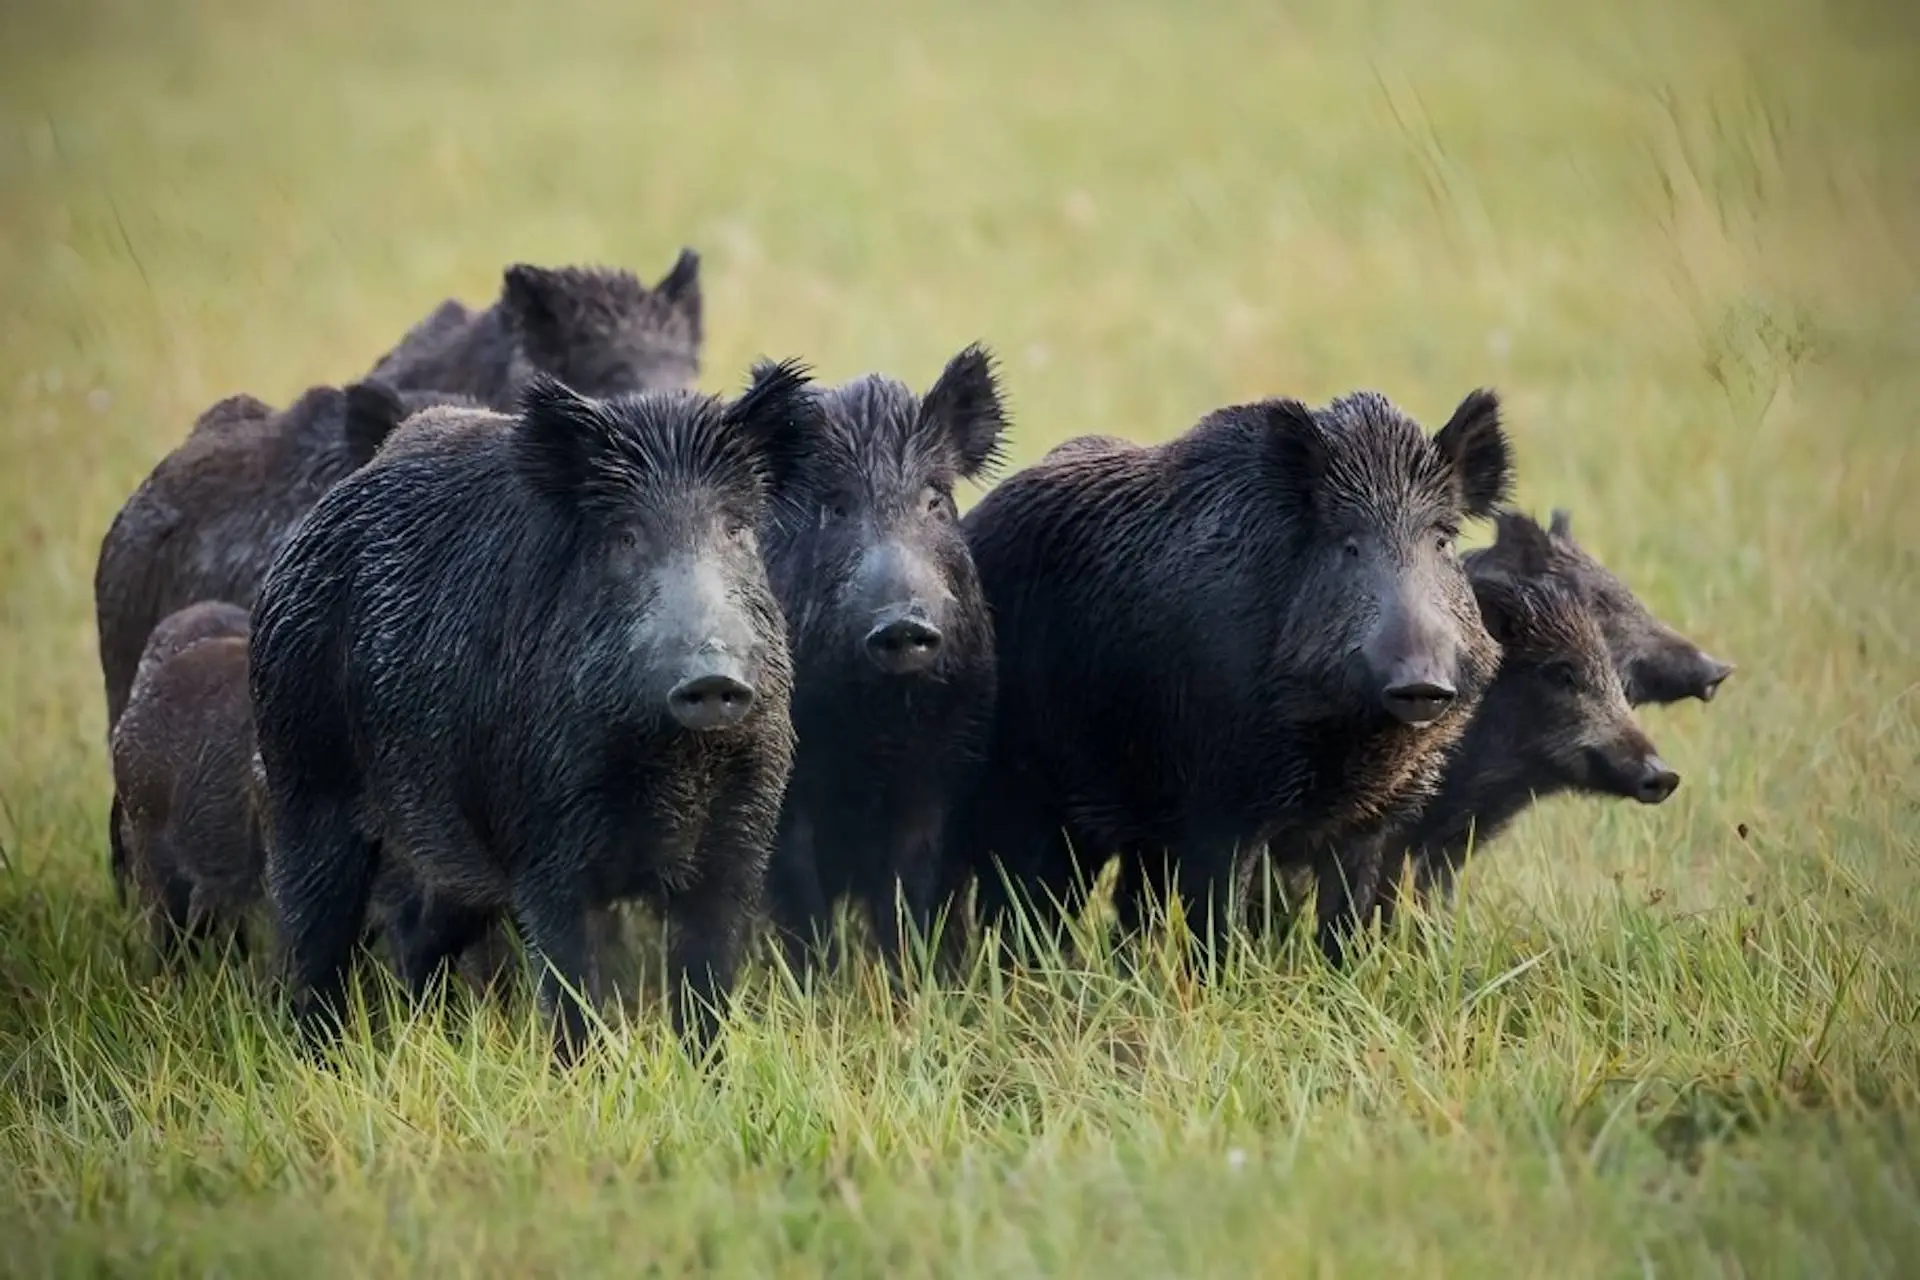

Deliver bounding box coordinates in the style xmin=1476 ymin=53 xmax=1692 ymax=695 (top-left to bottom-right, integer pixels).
xmin=111 ymin=601 xmax=265 ymax=960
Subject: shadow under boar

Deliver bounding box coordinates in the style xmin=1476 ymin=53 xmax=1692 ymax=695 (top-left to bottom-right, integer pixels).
xmin=367 ymin=250 xmax=703 ymax=406
xmin=250 ymin=365 xmax=819 ymax=1064
xmin=1309 ymin=567 xmax=1681 ymax=963
xmin=957 ymin=389 xmax=1513 ymax=960
xmin=759 ymin=345 xmax=1008 ymax=975
xmin=111 ymin=601 xmax=265 ymax=960
xmin=1469 ymin=508 xmax=1734 ymax=706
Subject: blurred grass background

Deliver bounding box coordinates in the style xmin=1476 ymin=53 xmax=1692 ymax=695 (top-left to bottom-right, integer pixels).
xmin=2 ymin=0 xmax=1917 ymax=1273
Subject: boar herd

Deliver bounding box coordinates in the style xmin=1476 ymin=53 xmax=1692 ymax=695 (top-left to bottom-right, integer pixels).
xmin=93 ymin=249 xmax=1734 ymax=1064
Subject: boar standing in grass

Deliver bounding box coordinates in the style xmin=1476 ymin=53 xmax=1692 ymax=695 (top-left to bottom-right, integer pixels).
xmin=1470 ymin=508 xmax=1734 ymax=706
xmin=110 ymin=601 xmax=265 ymax=961
xmin=759 ymin=346 xmax=1008 ymax=975
xmin=957 ymin=388 xmax=1514 ymax=960
xmin=95 ymin=381 xmax=473 ymax=890
xmin=251 ymin=366 xmax=818 ymax=1063
xmin=368 ymin=250 xmax=703 ymax=405
xmin=1307 ymin=565 xmax=1681 ymax=963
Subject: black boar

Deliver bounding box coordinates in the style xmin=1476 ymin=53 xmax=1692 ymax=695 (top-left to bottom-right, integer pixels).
xmin=367 ymin=250 xmax=703 ymax=406
xmin=958 ymin=389 xmax=1513 ymax=960
xmin=759 ymin=345 xmax=1008 ymax=974
xmin=110 ymin=601 xmax=265 ymax=959
xmin=250 ymin=365 xmax=818 ymax=1063
xmin=1307 ymin=567 xmax=1681 ymax=962
xmin=1468 ymin=508 xmax=1733 ymax=705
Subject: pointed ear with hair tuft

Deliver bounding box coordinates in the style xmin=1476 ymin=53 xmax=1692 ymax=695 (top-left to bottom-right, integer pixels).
xmin=1480 ymin=510 xmax=1556 ymax=577
xmin=655 ymin=247 xmax=703 ymax=348
xmin=341 ymin=380 xmax=410 ymax=468
xmin=1260 ymin=398 xmax=1331 ymax=509
xmin=502 ymin=264 xmax=567 ymax=343
xmin=1549 ymin=507 xmax=1574 ymax=540
xmin=729 ymin=357 xmax=821 ymax=493
xmin=656 ymin=248 xmax=700 ymax=303
xmin=922 ymin=343 xmax=1009 ymax=481
xmin=1433 ymin=388 xmax=1512 ymax=519
xmin=512 ymin=373 xmax=613 ymax=502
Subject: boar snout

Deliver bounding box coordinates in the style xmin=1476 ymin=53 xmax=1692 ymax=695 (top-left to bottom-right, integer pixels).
xmin=864 ymin=608 xmax=944 ymax=676
xmin=1631 ymin=756 xmax=1681 ymax=804
xmin=667 ymin=665 xmax=757 ymax=732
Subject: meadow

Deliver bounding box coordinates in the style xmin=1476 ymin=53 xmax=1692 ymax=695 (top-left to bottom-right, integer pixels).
xmin=2 ymin=0 xmax=1918 ymax=1273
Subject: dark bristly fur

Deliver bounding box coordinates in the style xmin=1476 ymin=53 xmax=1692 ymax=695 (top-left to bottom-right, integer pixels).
xmin=94 ymin=381 xmax=474 ymax=886
xmin=111 ymin=601 xmax=266 ymax=961
xmin=758 ymin=344 xmax=1008 ymax=975
xmin=1308 ymin=566 xmax=1680 ymax=962
xmin=250 ymin=363 xmax=820 ymax=1065
xmin=1469 ymin=508 xmax=1734 ymax=706
xmin=368 ymin=250 xmax=704 ymax=406
xmin=955 ymin=387 xmax=1513 ymax=962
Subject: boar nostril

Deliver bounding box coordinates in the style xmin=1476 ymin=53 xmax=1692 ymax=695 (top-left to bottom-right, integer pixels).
xmin=667 ymin=674 xmax=756 ymax=731
xmin=1698 ymin=659 xmax=1735 ymax=702
xmin=1635 ymin=758 xmax=1680 ymax=804
xmin=1380 ymin=679 xmax=1456 ymax=725
xmin=864 ymin=617 xmax=943 ymax=675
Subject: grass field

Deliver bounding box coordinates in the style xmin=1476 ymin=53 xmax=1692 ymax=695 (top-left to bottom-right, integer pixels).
xmin=3 ymin=0 xmax=1918 ymax=1273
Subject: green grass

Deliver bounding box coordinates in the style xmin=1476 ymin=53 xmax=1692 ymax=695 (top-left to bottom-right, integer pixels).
xmin=3 ymin=0 xmax=1918 ymax=1272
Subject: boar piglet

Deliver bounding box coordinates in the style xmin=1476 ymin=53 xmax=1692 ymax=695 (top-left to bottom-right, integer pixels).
xmin=111 ymin=601 xmax=266 ymax=960
xmin=1311 ymin=568 xmax=1681 ymax=963
xmin=958 ymin=388 xmax=1513 ymax=962
xmin=759 ymin=344 xmax=1008 ymax=974
xmin=367 ymin=250 xmax=703 ymax=406
xmin=1468 ymin=509 xmax=1733 ymax=706
xmin=250 ymin=365 xmax=819 ymax=1064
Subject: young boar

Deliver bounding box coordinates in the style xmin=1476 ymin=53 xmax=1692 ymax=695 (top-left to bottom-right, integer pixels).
xmin=367 ymin=250 xmax=703 ymax=405
xmin=250 ymin=366 xmax=819 ymax=1063
xmin=1468 ymin=509 xmax=1733 ymax=706
xmin=957 ymin=389 xmax=1513 ymax=960
xmin=110 ymin=601 xmax=265 ymax=959
xmin=759 ymin=345 xmax=1008 ymax=974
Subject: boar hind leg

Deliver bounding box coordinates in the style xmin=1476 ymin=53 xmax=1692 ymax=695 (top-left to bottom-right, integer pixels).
xmin=268 ymin=797 xmax=379 ymax=1048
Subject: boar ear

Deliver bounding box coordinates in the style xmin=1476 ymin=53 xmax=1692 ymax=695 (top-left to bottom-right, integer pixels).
xmin=1483 ymin=509 xmax=1555 ymax=576
xmin=1548 ymin=507 xmax=1574 ymax=540
xmin=502 ymin=264 xmax=570 ymax=348
xmin=1433 ymin=388 xmax=1512 ymax=519
xmin=654 ymin=248 xmax=703 ymax=343
xmin=923 ymin=343 xmax=1009 ymax=480
xmin=512 ymin=373 xmax=614 ymax=501
xmin=730 ymin=357 xmax=821 ymax=493
xmin=1260 ymin=398 xmax=1330 ymax=505
xmin=341 ymin=380 xmax=411 ymax=468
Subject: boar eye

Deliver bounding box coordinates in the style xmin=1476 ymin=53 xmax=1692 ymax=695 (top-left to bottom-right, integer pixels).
xmin=1342 ymin=538 xmax=1361 ymax=559
xmin=924 ymin=486 xmax=951 ymax=515
xmin=1546 ymin=661 xmax=1581 ymax=691
xmin=726 ymin=518 xmax=754 ymax=544
xmin=1436 ymin=524 xmax=1459 ymax=554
